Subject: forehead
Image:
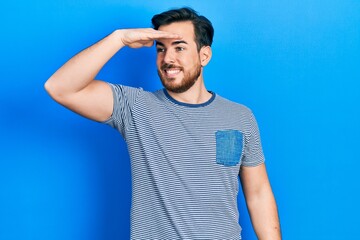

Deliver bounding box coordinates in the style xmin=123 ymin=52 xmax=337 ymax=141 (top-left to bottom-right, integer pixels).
xmin=158 ymin=21 xmax=195 ymax=43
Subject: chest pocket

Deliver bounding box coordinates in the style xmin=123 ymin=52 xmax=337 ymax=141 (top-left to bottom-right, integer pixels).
xmin=215 ymin=130 xmax=243 ymax=166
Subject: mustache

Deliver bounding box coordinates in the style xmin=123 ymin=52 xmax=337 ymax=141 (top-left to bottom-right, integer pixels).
xmin=161 ymin=64 xmax=183 ymax=71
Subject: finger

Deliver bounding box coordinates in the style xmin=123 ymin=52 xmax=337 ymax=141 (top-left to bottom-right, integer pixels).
xmin=143 ymin=29 xmax=182 ymax=40
xmin=143 ymin=40 xmax=154 ymax=47
xmin=153 ymin=31 xmax=182 ymax=39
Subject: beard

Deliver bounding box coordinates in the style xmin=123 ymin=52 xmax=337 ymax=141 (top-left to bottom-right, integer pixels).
xmin=157 ymin=63 xmax=202 ymax=94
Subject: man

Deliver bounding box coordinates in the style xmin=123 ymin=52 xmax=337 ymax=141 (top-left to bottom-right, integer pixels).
xmin=45 ymin=7 xmax=281 ymax=240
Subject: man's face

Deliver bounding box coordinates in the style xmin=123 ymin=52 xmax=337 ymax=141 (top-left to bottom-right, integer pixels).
xmin=156 ymin=21 xmax=202 ymax=93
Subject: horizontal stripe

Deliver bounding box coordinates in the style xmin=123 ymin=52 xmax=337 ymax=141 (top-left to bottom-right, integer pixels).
xmin=104 ymin=84 xmax=265 ymax=239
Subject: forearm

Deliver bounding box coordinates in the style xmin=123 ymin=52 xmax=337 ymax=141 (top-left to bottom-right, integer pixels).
xmin=45 ymin=30 xmax=125 ymax=96
xmin=246 ymin=188 xmax=281 ymax=240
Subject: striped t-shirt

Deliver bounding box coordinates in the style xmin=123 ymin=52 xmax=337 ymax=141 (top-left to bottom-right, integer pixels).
xmin=104 ymin=84 xmax=265 ymax=240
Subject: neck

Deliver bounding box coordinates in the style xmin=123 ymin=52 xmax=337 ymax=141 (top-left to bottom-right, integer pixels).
xmin=166 ymin=77 xmax=212 ymax=105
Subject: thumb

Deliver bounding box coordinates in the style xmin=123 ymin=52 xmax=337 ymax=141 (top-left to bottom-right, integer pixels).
xmin=143 ymin=40 xmax=154 ymax=47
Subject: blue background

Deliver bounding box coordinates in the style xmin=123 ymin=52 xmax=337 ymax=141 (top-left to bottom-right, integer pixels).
xmin=1 ymin=0 xmax=359 ymax=239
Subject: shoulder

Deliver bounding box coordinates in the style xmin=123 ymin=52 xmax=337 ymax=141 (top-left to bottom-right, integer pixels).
xmin=214 ymin=94 xmax=253 ymax=116
xmin=109 ymin=83 xmax=162 ymax=100
xmin=108 ymin=83 xmax=143 ymax=94
xmin=109 ymin=84 xmax=169 ymax=108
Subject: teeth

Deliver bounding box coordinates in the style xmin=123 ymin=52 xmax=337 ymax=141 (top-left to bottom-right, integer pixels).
xmin=166 ymin=69 xmax=180 ymax=75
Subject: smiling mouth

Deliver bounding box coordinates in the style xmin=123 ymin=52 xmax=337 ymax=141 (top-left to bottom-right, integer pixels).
xmin=162 ymin=67 xmax=182 ymax=78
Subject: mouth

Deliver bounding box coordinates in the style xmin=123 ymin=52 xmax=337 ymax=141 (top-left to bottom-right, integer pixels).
xmin=162 ymin=65 xmax=182 ymax=78
xmin=164 ymin=68 xmax=181 ymax=78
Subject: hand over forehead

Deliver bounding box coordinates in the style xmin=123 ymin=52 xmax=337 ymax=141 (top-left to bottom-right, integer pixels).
xmin=146 ymin=29 xmax=182 ymax=40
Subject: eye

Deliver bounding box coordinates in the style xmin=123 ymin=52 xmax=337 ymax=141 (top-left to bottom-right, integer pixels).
xmin=175 ymin=46 xmax=185 ymax=52
xmin=156 ymin=47 xmax=165 ymax=53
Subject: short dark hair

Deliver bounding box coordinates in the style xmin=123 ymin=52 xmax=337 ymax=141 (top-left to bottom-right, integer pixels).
xmin=152 ymin=7 xmax=214 ymax=51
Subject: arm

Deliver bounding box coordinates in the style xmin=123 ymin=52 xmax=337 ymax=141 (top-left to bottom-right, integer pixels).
xmin=44 ymin=28 xmax=180 ymax=122
xmin=240 ymin=163 xmax=281 ymax=240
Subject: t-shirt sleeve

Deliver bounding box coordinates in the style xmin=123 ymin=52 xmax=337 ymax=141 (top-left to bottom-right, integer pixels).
xmin=241 ymin=110 xmax=265 ymax=167
xmin=102 ymin=83 xmax=142 ymax=137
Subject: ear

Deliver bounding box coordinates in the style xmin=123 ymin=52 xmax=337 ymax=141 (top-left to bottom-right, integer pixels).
xmin=200 ymin=46 xmax=212 ymax=67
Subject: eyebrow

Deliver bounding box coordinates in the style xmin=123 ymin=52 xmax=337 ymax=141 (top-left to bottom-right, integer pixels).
xmin=156 ymin=40 xmax=188 ymax=47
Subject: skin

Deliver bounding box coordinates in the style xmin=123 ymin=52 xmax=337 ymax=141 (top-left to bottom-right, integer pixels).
xmin=44 ymin=28 xmax=181 ymax=122
xmin=156 ymin=21 xmax=212 ymax=103
xmin=44 ymin=21 xmax=281 ymax=239
xmin=240 ymin=164 xmax=282 ymax=239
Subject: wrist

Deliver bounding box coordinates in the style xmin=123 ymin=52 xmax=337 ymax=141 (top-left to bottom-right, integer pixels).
xmin=113 ymin=29 xmax=126 ymax=48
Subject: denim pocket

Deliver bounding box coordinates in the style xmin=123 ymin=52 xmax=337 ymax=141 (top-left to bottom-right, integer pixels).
xmin=215 ymin=130 xmax=243 ymax=166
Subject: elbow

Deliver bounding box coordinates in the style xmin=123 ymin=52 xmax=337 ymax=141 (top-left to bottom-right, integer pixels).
xmin=44 ymin=77 xmax=64 ymax=102
xmin=44 ymin=78 xmax=56 ymax=98
xmin=44 ymin=78 xmax=52 ymax=95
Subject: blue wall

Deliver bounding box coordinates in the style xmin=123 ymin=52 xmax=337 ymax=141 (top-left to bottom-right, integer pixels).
xmin=1 ymin=0 xmax=359 ymax=239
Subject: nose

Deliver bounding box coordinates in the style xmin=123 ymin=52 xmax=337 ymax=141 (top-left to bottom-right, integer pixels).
xmin=163 ymin=49 xmax=175 ymax=64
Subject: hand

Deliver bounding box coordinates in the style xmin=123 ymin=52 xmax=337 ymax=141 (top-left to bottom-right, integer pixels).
xmin=118 ymin=28 xmax=181 ymax=48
